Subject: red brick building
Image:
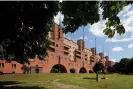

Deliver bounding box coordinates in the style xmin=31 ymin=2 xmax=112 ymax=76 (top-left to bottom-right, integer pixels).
xmin=0 ymin=24 xmax=114 ymax=74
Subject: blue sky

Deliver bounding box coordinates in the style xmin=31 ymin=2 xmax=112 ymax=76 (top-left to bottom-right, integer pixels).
xmin=54 ymin=4 xmax=133 ymax=62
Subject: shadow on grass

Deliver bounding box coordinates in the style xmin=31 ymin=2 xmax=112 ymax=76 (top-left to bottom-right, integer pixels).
xmin=0 ymin=81 xmax=45 ymax=89
xmin=83 ymin=77 xmax=96 ymax=80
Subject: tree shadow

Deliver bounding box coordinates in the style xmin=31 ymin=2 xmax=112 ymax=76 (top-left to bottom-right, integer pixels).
xmin=83 ymin=77 xmax=96 ymax=80
xmin=0 ymin=81 xmax=46 ymax=89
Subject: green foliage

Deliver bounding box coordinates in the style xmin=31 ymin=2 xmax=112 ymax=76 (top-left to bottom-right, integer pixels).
xmin=12 ymin=71 xmax=15 ymax=74
xmin=61 ymin=1 xmax=133 ymax=38
xmin=0 ymin=71 xmax=3 ymax=75
xmin=70 ymin=68 xmax=76 ymax=73
xmin=89 ymin=70 xmax=93 ymax=73
xmin=51 ymin=68 xmax=59 ymax=73
xmin=79 ymin=67 xmax=87 ymax=73
xmin=21 ymin=65 xmax=30 ymax=74
xmin=93 ymin=63 xmax=104 ymax=73
xmin=0 ymin=2 xmax=59 ymax=64
xmin=0 ymin=1 xmax=133 ymax=64
xmin=113 ymin=58 xmax=133 ymax=74
xmin=107 ymin=66 xmax=115 ymax=73
xmin=61 ymin=1 xmax=100 ymax=34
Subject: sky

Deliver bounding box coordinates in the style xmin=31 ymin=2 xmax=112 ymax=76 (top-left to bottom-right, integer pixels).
xmin=54 ymin=4 xmax=133 ymax=62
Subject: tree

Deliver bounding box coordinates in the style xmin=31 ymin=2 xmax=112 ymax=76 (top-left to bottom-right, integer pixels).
xmin=21 ymin=65 xmax=30 ymax=74
xmin=0 ymin=1 xmax=133 ymax=63
xmin=93 ymin=62 xmax=104 ymax=73
xmin=107 ymin=66 xmax=115 ymax=73
xmin=113 ymin=62 xmax=120 ymax=72
xmin=119 ymin=58 xmax=130 ymax=74
xmin=0 ymin=2 xmax=59 ymax=64
xmin=61 ymin=1 xmax=133 ymax=38
xmin=127 ymin=57 xmax=133 ymax=73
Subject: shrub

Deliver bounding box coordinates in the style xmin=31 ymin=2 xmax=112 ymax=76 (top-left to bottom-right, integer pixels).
xmin=12 ymin=71 xmax=15 ymax=74
xmin=21 ymin=65 xmax=30 ymax=74
xmin=89 ymin=70 xmax=93 ymax=73
xmin=93 ymin=63 xmax=104 ymax=73
xmin=70 ymin=68 xmax=76 ymax=73
xmin=0 ymin=71 xmax=3 ymax=75
xmin=79 ymin=68 xmax=86 ymax=73
xmin=51 ymin=68 xmax=59 ymax=73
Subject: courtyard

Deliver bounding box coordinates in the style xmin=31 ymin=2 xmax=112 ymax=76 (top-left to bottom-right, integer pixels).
xmin=1 ymin=73 xmax=133 ymax=89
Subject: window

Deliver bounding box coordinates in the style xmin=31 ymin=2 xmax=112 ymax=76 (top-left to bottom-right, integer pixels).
xmin=0 ymin=63 xmax=4 ymax=67
xmin=56 ymin=44 xmax=58 ymax=47
xmin=12 ymin=64 xmax=16 ymax=69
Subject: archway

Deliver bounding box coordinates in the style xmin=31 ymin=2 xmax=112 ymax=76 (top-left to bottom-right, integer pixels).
xmin=50 ymin=64 xmax=67 ymax=73
xmin=70 ymin=68 xmax=76 ymax=73
xmin=79 ymin=67 xmax=87 ymax=73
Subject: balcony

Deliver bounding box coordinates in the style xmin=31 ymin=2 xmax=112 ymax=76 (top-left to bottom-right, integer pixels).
xmin=90 ymin=59 xmax=94 ymax=62
xmin=49 ymin=39 xmax=55 ymax=42
xmin=75 ymin=49 xmax=81 ymax=53
xmin=48 ymin=47 xmax=55 ymax=52
xmin=75 ymin=53 xmax=81 ymax=57
xmin=64 ymin=51 xmax=69 ymax=55
xmin=85 ymin=54 xmax=88 ymax=56
xmin=84 ymin=55 xmax=88 ymax=58
xmin=64 ymin=44 xmax=71 ymax=49
xmin=49 ymin=39 xmax=55 ymax=48
xmin=49 ymin=45 xmax=55 ymax=49
xmin=76 ymin=56 xmax=81 ymax=59
xmin=64 ymin=50 xmax=70 ymax=53
xmin=85 ymin=58 xmax=88 ymax=61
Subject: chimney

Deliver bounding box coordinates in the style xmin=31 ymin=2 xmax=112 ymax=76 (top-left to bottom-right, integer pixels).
xmin=77 ymin=39 xmax=84 ymax=51
xmin=91 ymin=48 xmax=96 ymax=56
xmin=99 ymin=53 xmax=104 ymax=59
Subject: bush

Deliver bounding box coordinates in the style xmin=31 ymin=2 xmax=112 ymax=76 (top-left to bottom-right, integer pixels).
xmin=0 ymin=71 xmax=3 ymax=75
xmin=12 ymin=71 xmax=15 ymax=74
xmin=80 ymin=69 xmax=86 ymax=73
xmin=70 ymin=68 xmax=76 ymax=73
xmin=21 ymin=65 xmax=30 ymax=74
xmin=93 ymin=63 xmax=104 ymax=73
xmin=51 ymin=68 xmax=59 ymax=73
xmin=89 ymin=70 xmax=93 ymax=73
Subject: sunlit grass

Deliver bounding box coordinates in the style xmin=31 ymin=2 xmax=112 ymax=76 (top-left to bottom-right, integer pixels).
xmin=1 ymin=73 xmax=133 ymax=89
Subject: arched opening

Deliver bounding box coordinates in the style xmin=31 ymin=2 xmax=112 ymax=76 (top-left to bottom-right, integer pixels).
xmin=79 ymin=67 xmax=87 ymax=73
xmin=50 ymin=64 xmax=67 ymax=73
xmin=70 ymin=68 xmax=76 ymax=73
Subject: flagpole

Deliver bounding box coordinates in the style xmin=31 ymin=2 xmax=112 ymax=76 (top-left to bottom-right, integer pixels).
xmin=95 ymin=38 xmax=96 ymax=55
xmin=83 ymin=26 xmax=84 ymax=50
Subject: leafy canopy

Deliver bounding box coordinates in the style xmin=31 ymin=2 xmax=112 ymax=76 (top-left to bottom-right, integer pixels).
xmin=0 ymin=1 xmax=133 ymax=63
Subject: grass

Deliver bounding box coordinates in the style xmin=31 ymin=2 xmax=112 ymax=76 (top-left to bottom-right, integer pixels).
xmin=1 ymin=73 xmax=133 ymax=89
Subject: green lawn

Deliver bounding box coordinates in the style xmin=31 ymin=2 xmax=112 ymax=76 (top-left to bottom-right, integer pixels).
xmin=1 ymin=73 xmax=133 ymax=89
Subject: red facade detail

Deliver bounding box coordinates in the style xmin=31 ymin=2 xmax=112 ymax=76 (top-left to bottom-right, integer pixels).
xmin=0 ymin=24 xmax=114 ymax=73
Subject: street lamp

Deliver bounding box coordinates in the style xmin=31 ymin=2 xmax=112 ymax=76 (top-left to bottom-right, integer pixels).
xmin=58 ymin=56 xmax=61 ymax=73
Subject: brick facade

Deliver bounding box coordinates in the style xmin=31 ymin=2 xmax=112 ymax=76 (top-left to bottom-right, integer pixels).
xmin=0 ymin=24 xmax=115 ymax=73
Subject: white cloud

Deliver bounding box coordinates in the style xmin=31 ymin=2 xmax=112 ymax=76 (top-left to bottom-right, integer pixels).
xmin=89 ymin=20 xmax=107 ymax=37
xmin=54 ymin=11 xmax=64 ymax=27
xmin=59 ymin=0 xmax=63 ymax=2
xmin=73 ymin=36 xmax=88 ymax=41
xmin=106 ymin=34 xmax=133 ymax=42
xmin=66 ymin=36 xmax=71 ymax=40
xmin=110 ymin=59 xmax=116 ymax=62
xmin=89 ymin=4 xmax=133 ymax=43
xmin=112 ymin=47 xmax=124 ymax=52
xmin=128 ymin=43 xmax=133 ymax=49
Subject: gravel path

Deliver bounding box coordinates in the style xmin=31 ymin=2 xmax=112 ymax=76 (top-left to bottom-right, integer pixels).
xmin=53 ymin=79 xmax=86 ymax=89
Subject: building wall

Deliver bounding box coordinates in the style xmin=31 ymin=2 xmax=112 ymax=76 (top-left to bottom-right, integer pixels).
xmin=0 ymin=23 xmax=112 ymax=73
